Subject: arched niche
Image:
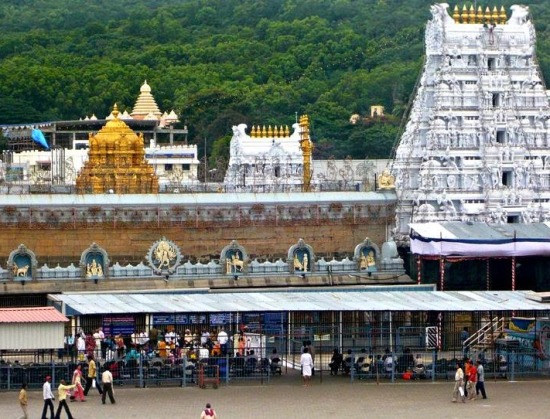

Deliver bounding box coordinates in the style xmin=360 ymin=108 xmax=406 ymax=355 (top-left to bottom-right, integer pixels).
xmin=220 ymin=240 xmax=248 ymax=275
xmin=80 ymin=243 xmax=110 ymax=279
xmin=146 ymin=237 xmax=182 ymax=275
xmin=7 ymin=244 xmax=37 ymax=281
xmin=287 ymin=238 xmax=315 ymax=273
xmin=354 ymin=237 xmax=381 ymax=272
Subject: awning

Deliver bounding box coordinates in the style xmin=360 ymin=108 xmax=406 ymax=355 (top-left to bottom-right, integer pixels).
xmin=48 ymin=286 xmax=550 ymax=314
xmin=410 ymin=222 xmax=550 ymax=257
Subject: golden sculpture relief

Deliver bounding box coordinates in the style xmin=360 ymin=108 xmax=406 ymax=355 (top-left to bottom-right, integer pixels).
xmin=153 ymin=240 xmax=177 ymax=269
xmin=377 ymin=169 xmax=395 ymax=190
xmin=360 ymin=251 xmax=376 ymax=271
xmin=12 ymin=262 xmax=30 ymax=277
xmin=86 ymin=259 xmax=104 ymax=278
xmin=226 ymin=253 xmax=244 ymax=274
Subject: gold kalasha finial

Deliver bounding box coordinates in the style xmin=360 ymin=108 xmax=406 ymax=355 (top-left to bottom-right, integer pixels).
xmin=484 ymin=6 xmax=491 ymax=22
xmin=251 ymin=125 xmax=257 ymax=138
xmin=453 ymin=5 xmax=460 ymax=23
xmin=499 ymin=5 xmax=507 ymax=24
xmin=468 ymin=5 xmax=475 ymax=23
xmin=267 ymin=125 xmax=273 ymax=137
xmin=492 ymin=6 xmax=499 ymax=22
xmin=112 ymin=103 xmax=119 ymax=119
xmin=461 ymin=5 xmax=468 ymax=23
xmin=261 ymin=125 xmax=266 ymax=137
xmin=284 ymin=125 xmax=290 ymax=136
xmin=477 ymin=6 xmax=484 ymax=24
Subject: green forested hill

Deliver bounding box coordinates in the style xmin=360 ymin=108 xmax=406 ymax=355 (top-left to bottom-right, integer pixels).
xmin=1 ymin=0 xmax=550 ymax=160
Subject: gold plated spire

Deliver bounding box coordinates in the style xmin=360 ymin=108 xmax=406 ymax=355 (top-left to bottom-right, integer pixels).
xmin=451 ymin=5 xmax=507 ymax=24
xmin=299 ymin=115 xmax=313 ymax=192
xmin=461 ymin=5 xmax=468 ymax=22
xmin=491 ymin=6 xmax=499 ymax=22
xmin=76 ymin=104 xmax=159 ymax=194
xmin=453 ymin=5 xmax=460 ymax=23
xmin=477 ymin=6 xmax=484 ymax=24
xmin=468 ymin=5 xmax=476 ymax=24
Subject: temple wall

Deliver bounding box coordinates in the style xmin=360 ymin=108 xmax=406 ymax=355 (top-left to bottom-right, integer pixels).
xmin=0 ymin=221 xmax=389 ymax=264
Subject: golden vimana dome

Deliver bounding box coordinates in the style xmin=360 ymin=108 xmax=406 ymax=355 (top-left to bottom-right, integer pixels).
xmin=75 ymin=104 xmax=159 ymax=194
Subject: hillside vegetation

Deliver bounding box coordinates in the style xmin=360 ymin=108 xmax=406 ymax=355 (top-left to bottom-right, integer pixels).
xmin=1 ymin=0 xmax=550 ymax=160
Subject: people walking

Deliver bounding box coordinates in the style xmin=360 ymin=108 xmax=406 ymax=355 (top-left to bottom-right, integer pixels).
xmin=41 ymin=375 xmax=55 ymax=419
xmin=200 ymin=402 xmax=218 ymax=419
xmin=300 ymin=347 xmax=314 ymax=387
xmin=71 ymin=364 xmax=86 ymax=402
xmin=476 ymin=360 xmax=488 ymax=399
xmin=18 ymin=382 xmax=28 ymax=419
xmin=467 ymin=360 xmax=477 ymax=400
xmin=452 ymin=362 xmax=465 ymax=403
xmin=83 ymin=355 xmax=103 ymax=396
xmin=55 ymin=379 xmax=76 ymax=419
xmin=101 ymin=365 xmax=116 ymax=405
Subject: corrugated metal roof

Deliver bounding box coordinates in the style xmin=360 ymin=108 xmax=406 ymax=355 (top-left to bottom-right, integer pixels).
xmin=49 ymin=287 xmax=550 ymax=315
xmin=0 ymin=307 xmax=69 ymax=323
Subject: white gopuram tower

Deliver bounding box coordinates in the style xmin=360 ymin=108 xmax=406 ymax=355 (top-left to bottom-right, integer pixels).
xmin=392 ymin=3 xmax=550 ymax=245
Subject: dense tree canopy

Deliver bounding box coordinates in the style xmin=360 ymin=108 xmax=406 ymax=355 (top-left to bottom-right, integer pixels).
xmin=0 ymin=0 xmax=549 ymax=159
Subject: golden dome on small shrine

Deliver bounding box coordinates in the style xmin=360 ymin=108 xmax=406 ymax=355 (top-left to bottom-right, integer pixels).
xmin=76 ymin=104 xmax=159 ymax=194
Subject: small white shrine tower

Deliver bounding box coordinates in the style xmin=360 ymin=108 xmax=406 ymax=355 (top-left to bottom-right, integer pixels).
xmin=223 ymin=123 xmax=304 ymax=192
xmin=392 ymin=4 xmax=550 ymax=245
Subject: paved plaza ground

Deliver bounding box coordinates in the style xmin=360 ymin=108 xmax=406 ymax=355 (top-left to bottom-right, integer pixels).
xmin=0 ymin=373 xmax=546 ymax=419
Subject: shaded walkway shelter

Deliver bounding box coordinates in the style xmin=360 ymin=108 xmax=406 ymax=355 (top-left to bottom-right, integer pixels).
xmin=48 ymin=286 xmax=550 ymax=356
xmin=410 ymin=222 xmax=550 ymax=291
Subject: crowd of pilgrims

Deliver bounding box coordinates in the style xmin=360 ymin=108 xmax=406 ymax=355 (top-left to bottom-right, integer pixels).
xmin=64 ymin=325 xmax=258 ymax=365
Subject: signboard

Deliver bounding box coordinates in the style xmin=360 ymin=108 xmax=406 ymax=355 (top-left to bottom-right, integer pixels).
xmin=188 ymin=314 xmax=207 ymax=325
xmin=210 ymin=313 xmax=232 ymax=326
xmin=103 ymin=316 xmax=135 ymax=336
xmin=152 ymin=314 xmax=189 ymax=326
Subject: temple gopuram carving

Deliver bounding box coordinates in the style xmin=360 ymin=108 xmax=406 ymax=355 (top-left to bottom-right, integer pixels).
xmin=75 ymin=105 xmax=159 ymax=194
xmin=391 ymin=4 xmax=550 ymax=245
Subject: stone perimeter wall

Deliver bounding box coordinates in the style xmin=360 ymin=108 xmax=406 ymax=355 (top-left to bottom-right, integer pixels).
xmin=0 ymin=202 xmax=396 ymax=264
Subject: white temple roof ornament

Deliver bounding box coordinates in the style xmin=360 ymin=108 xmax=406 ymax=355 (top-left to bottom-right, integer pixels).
xmin=131 ymin=80 xmax=162 ymax=120
xmin=392 ymin=4 xmax=550 ymax=246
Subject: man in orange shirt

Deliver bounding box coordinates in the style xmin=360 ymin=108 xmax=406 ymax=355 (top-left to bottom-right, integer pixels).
xmin=463 ymin=359 xmax=471 ymax=398
xmin=467 ymin=361 xmax=477 ymax=400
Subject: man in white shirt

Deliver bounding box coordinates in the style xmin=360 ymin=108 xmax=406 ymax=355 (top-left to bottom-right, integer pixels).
xmin=199 ymin=344 xmax=210 ymax=360
xmin=76 ymin=334 xmax=86 ymax=361
xmin=300 ymin=347 xmax=313 ymax=387
xmin=101 ymin=366 xmax=116 ymax=405
xmin=41 ymin=375 xmax=55 ymax=419
xmin=217 ymin=329 xmax=228 ymax=355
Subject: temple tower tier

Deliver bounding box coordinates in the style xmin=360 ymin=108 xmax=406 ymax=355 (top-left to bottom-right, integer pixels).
xmin=392 ymin=4 xmax=549 ymax=245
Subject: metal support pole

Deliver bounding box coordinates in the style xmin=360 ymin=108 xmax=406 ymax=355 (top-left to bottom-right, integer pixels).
xmin=417 ymin=256 xmax=422 ymax=285
xmin=511 ymin=256 xmax=516 ymax=291
xmin=486 ymin=259 xmax=491 ymax=291
xmin=439 ymin=257 xmax=445 ymax=291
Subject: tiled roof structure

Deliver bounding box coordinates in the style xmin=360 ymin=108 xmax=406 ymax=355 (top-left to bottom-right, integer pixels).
xmin=0 ymin=307 xmax=68 ymax=323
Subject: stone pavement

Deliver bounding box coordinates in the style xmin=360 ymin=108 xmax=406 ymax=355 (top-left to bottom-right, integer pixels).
xmin=0 ymin=372 xmax=546 ymax=419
